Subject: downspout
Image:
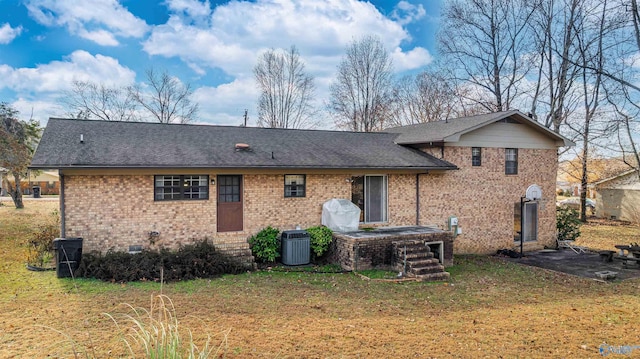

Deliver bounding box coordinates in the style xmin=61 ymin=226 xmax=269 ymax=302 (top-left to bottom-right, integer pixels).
xmin=60 ymin=173 xmax=65 ymax=237
xmin=416 ymin=173 xmax=420 ymax=225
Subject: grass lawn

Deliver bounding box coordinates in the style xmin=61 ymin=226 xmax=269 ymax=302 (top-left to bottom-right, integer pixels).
xmin=1 ymin=201 xmax=640 ymax=358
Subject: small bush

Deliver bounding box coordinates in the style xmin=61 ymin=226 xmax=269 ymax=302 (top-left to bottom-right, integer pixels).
xmin=306 ymin=225 xmax=333 ymax=259
xmin=76 ymin=239 xmax=247 ymax=282
xmin=248 ymin=226 xmax=280 ymax=263
xmin=27 ymin=210 xmax=60 ymax=268
xmin=557 ymin=206 xmax=581 ymax=241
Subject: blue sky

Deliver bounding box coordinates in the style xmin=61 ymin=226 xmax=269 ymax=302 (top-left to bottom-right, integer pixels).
xmin=0 ymin=0 xmax=442 ymax=127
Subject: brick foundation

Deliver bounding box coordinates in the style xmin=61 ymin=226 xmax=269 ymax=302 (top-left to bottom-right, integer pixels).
xmin=331 ymin=229 xmax=454 ymax=271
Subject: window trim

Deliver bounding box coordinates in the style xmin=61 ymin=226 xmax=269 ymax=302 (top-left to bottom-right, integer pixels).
xmin=284 ymin=174 xmax=306 ymax=198
xmin=505 ymin=148 xmax=518 ymax=175
xmin=471 ymin=147 xmax=482 ymax=167
xmin=154 ymin=175 xmax=209 ymax=201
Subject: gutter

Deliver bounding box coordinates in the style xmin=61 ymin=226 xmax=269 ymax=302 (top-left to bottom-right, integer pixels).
xmin=60 ymin=173 xmax=65 ymax=237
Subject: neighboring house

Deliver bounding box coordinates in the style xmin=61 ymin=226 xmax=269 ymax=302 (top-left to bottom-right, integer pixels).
xmin=593 ymin=169 xmax=640 ymax=223
xmin=30 ymin=110 xmax=571 ymax=267
xmin=18 ymin=170 xmax=60 ymax=195
xmin=1 ymin=168 xmax=60 ymax=196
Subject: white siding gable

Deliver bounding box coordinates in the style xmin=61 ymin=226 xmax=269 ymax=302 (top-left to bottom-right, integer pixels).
xmin=450 ymin=122 xmax=558 ymax=149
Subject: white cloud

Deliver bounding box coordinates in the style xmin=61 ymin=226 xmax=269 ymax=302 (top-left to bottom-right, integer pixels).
xmin=166 ymin=0 xmax=212 ymax=20
xmin=0 ymin=23 xmax=23 ymax=44
xmin=25 ymin=0 xmax=148 ymax=46
xmin=11 ymin=98 xmax=67 ymax=126
xmin=143 ymin=0 xmax=416 ymax=78
xmin=77 ymin=29 xmax=119 ymax=46
xmin=0 ymin=50 xmax=136 ymax=93
xmin=391 ymin=46 xmax=433 ymax=71
xmin=192 ymin=78 xmax=260 ymax=126
xmin=390 ymin=1 xmax=426 ymax=26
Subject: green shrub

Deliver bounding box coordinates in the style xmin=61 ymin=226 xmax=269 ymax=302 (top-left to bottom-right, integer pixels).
xmin=557 ymin=206 xmax=581 ymax=241
xmin=306 ymin=225 xmax=333 ymax=259
xmin=76 ymin=239 xmax=247 ymax=282
xmin=248 ymin=226 xmax=280 ymax=263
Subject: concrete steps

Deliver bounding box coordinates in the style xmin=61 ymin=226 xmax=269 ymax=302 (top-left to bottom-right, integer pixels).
xmin=393 ymin=240 xmax=450 ymax=281
xmin=213 ymin=240 xmax=255 ymax=269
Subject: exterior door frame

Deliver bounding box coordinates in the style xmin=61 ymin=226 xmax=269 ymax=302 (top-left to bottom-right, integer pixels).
xmin=351 ymin=174 xmax=388 ymax=223
xmin=217 ymin=175 xmax=243 ymax=232
xmin=522 ymin=201 xmax=538 ymax=242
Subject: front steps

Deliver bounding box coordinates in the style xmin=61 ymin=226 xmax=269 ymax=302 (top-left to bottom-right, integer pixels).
xmin=213 ymin=241 xmax=255 ymax=270
xmin=393 ymin=240 xmax=450 ymax=281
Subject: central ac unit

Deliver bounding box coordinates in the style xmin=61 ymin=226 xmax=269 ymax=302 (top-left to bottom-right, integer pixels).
xmin=281 ymin=230 xmax=310 ymax=266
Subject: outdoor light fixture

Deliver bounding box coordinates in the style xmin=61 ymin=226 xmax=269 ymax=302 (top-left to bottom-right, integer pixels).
xmin=210 ymin=178 xmax=215 ymax=185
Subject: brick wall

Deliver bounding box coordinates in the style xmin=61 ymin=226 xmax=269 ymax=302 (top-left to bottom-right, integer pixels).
xmin=243 ymin=174 xmax=351 ymax=233
xmin=64 ymin=173 xmax=419 ymax=254
xmin=331 ymin=231 xmax=454 ymax=271
xmin=419 ymin=146 xmax=558 ymax=254
xmin=64 ymin=175 xmax=217 ymax=253
xmin=63 ymin=148 xmax=557 ymax=257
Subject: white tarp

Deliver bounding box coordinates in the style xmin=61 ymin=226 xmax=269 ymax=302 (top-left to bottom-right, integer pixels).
xmin=321 ymin=198 xmax=361 ymax=232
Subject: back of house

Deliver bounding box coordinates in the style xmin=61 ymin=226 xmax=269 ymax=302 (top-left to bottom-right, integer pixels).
xmin=31 ymin=110 xmax=571 ymax=265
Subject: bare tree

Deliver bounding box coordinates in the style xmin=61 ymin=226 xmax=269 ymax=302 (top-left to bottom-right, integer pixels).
xmin=254 ymin=46 xmax=317 ymax=129
xmin=129 ymin=68 xmax=199 ymax=124
xmin=438 ymin=0 xmax=536 ymax=112
xmin=329 ymin=35 xmax=393 ymax=132
xmin=600 ymin=0 xmax=640 ymax=181
xmin=563 ymin=0 xmax=618 ymax=221
xmin=528 ymin=0 xmax=582 ymax=133
xmin=63 ymin=80 xmax=139 ymax=121
xmin=387 ymin=68 xmax=486 ymax=127
xmin=388 ymin=70 xmax=456 ymax=126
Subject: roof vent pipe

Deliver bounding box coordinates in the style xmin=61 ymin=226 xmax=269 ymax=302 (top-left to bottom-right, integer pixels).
xmin=80 ymin=134 xmax=84 ymax=143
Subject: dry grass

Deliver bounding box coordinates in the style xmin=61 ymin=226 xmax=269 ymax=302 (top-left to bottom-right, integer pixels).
xmin=1 ymin=201 xmax=640 ymax=358
xmin=576 ymin=218 xmax=640 ymax=251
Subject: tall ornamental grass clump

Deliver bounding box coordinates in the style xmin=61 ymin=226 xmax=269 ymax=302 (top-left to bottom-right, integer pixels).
xmin=106 ymin=295 xmax=228 ymax=359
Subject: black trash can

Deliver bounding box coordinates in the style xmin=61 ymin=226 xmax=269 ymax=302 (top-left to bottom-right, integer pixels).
xmin=32 ymin=186 xmax=41 ymax=198
xmin=53 ymin=238 xmax=83 ymax=278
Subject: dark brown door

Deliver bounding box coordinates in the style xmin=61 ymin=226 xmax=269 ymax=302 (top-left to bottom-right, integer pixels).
xmin=217 ymin=175 xmax=243 ymax=232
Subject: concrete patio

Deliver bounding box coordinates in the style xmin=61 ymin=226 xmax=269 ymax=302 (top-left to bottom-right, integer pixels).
xmin=503 ymin=248 xmax=640 ymax=281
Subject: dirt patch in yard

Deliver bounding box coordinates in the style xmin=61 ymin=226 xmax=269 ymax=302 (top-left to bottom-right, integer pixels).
xmin=1 ymin=202 xmax=640 ymax=358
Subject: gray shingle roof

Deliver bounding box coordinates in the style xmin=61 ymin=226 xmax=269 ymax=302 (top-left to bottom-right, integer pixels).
xmin=31 ymin=118 xmax=457 ymax=170
xmin=385 ymin=110 xmax=573 ymax=146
